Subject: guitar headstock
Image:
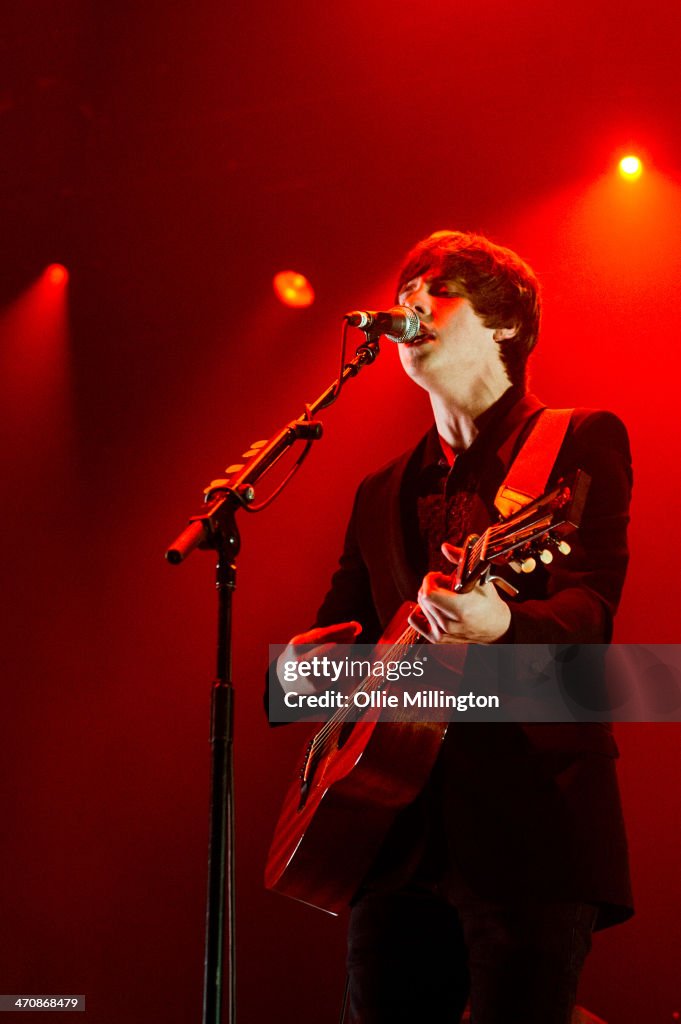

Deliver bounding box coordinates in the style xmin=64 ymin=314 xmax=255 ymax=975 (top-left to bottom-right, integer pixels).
xmin=455 ymin=470 xmax=591 ymax=592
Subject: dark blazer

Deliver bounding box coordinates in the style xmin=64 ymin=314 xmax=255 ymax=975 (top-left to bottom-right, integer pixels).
xmin=311 ymin=392 xmax=634 ymax=927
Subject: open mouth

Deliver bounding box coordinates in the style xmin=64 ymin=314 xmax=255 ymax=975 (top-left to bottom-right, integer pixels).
xmin=405 ymin=330 xmax=436 ymax=347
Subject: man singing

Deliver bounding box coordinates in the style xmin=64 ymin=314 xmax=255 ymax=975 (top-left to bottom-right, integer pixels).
xmin=273 ymin=230 xmax=633 ymax=1023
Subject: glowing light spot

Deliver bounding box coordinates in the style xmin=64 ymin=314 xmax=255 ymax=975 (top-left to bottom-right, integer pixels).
xmin=45 ymin=263 xmax=69 ymax=285
xmin=619 ymin=155 xmax=642 ymax=180
xmin=273 ymin=270 xmax=315 ymax=308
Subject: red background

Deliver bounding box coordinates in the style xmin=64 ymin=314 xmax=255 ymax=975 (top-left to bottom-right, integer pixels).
xmin=1 ymin=2 xmax=680 ymax=1021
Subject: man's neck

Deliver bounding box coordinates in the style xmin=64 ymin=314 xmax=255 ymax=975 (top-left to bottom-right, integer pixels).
xmin=429 ymin=375 xmax=513 ymax=451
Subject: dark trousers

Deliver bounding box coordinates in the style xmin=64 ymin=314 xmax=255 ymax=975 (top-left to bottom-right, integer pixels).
xmin=347 ymin=887 xmax=597 ymax=1024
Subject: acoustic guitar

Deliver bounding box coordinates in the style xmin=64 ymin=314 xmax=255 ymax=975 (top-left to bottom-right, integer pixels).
xmin=265 ymin=471 xmax=590 ymax=914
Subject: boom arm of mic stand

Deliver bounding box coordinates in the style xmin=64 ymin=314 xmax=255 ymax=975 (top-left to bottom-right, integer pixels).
xmin=165 ymin=335 xmax=380 ymax=563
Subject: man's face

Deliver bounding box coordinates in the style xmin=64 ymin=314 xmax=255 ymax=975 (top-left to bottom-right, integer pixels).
xmin=396 ymin=272 xmax=510 ymax=392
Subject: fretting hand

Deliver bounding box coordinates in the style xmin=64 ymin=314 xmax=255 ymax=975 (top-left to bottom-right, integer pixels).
xmin=408 ymin=542 xmax=511 ymax=645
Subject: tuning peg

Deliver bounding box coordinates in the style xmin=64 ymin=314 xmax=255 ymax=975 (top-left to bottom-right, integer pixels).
xmin=520 ymin=557 xmax=537 ymax=573
xmin=556 ymin=540 xmax=571 ymax=556
xmin=509 ymin=560 xmax=523 ymax=574
xmin=539 ymin=548 xmax=554 ymax=565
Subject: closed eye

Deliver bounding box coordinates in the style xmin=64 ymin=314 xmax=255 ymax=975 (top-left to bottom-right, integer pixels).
xmin=427 ymin=278 xmax=463 ymax=298
xmin=398 ymin=276 xmax=463 ymax=304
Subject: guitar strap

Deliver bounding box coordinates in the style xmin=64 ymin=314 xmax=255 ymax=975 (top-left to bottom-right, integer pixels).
xmin=494 ymin=408 xmax=574 ymax=518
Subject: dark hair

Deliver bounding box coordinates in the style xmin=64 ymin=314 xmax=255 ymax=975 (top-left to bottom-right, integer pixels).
xmin=396 ymin=230 xmax=541 ymax=386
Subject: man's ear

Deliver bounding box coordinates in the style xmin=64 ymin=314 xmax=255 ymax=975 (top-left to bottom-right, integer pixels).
xmin=493 ymin=325 xmax=518 ymax=341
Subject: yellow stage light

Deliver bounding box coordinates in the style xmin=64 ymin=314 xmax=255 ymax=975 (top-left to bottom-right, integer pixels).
xmin=619 ymin=155 xmax=642 ymax=180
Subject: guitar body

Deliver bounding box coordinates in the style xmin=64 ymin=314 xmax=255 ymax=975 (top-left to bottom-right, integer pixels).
xmin=265 ymin=603 xmax=455 ymax=915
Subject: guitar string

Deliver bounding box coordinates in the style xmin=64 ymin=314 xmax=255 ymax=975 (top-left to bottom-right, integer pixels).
xmin=460 ymin=502 xmax=549 ymax=577
xmin=470 ymin=511 xmax=555 ymax=572
xmin=309 ymin=625 xmax=420 ymax=752
xmin=308 ymin=625 xmax=422 ymax=762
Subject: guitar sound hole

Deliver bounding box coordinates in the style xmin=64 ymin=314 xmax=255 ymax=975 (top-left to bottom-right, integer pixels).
xmin=297 ymin=780 xmax=309 ymax=812
xmin=337 ymin=722 xmax=354 ymax=750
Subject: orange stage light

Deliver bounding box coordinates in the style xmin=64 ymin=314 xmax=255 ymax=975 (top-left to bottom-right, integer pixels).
xmin=618 ymin=155 xmax=642 ymax=180
xmin=273 ymin=270 xmax=315 ymax=308
xmin=45 ymin=263 xmax=69 ymax=285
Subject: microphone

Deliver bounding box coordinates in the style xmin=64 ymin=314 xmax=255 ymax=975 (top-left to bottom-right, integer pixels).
xmin=344 ymin=305 xmax=420 ymax=343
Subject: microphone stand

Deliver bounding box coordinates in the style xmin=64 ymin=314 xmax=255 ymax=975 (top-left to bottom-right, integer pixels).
xmin=165 ymin=332 xmax=381 ymax=1024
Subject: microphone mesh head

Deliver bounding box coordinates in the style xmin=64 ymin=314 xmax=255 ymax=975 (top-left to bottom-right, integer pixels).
xmin=386 ymin=306 xmax=420 ymax=343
